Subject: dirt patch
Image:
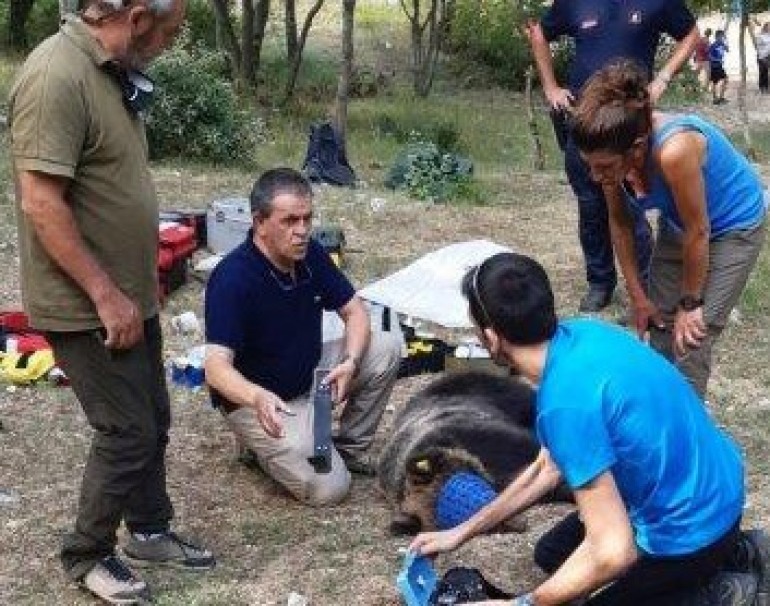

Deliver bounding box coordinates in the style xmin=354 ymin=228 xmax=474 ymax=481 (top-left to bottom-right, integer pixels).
xmin=0 ymin=159 xmax=767 ymax=605
xmin=1 ymin=21 xmax=769 ymax=600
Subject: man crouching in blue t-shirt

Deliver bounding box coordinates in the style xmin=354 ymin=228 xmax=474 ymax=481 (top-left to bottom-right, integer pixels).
xmin=410 ymin=252 xmax=768 ymax=605
xmin=204 ymin=168 xmax=401 ymax=506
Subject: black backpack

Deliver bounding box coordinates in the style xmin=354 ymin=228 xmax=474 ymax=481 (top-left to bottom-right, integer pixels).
xmin=302 ymin=121 xmax=356 ymax=187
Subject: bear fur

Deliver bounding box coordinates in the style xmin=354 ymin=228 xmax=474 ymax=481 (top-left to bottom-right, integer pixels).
xmin=377 ymin=371 xmax=571 ymax=535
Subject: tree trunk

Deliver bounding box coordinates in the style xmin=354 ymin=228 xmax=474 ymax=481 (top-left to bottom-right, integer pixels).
xmin=334 ymin=0 xmax=356 ymax=152
xmin=7 ymin=0 xmax=35 ymax=51
xmin=285 ymin=0 xmax=298 ymax=65
xmin=208 ymin=0 xmax=243 ymax=86
xmin=241 ymin=0 xmax=257 ymax=87
xmin=401 ymin=0 xmax=446 ymax=97
xmin=525 ymin=66 xmax=545 ymax=170
xmin=252 ymin=0 xmax=271 ymax=85
xmin=284 ymin=0 xmax=325 ymax=101
xmin=401 ymin=0 xmax=423 ymax=92
xmin=416 ymin=0 xmax=446 ymax=97
xmin=737 ymin=7 xmax=755 ymax=159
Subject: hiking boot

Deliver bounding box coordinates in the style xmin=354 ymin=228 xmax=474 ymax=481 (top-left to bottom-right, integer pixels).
xmin=578 ymin=286 xmax=613 ymax=313
xmin=339 ymin=450 xmax=377 ymax=476
xmin=80 ymin=555 xmax=151 ymax=605
xmin=122 ymin=531 xmax=215 ymax=571
xmin=693 ymin=572 xmax=758 ymax=606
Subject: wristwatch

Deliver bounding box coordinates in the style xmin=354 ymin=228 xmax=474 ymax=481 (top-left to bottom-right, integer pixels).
xmin=511 ymin=594 xmax=536 ymax=606
xmin=678 ymin=294 xmax=704 ymax=312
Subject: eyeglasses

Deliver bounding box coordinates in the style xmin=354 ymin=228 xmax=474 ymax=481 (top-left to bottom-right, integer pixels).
xmin=267 ymin=261 xmax=313 ymax=291
xmin=471 ymin=262 xmax=495 ymax=329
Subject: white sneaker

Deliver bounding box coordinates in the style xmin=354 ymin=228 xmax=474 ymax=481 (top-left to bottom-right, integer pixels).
xmin=81 ymin=555 xmax=151 ymax=605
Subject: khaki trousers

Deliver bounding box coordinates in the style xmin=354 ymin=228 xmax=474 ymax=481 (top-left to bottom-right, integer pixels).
xmin=649 ymin=219 xmax=767 ymax=397
xmin=224 ymin=331 xmax=401 ymax=505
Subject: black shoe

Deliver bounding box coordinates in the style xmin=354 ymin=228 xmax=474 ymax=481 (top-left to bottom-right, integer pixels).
xmin=749 ymin=529 xmax=770 ymax=601
xmin=123 ymin=531 xmax=215 ymax=571
xmin=339 ymin=451 xmax=377 ymax=476
xmin=578 ymin=286 xmax=613 ymax=313
xmin=732 ymin=529 xmax=770 ymax=600
xmin=694 ymin=572 xmax=758 ymax=606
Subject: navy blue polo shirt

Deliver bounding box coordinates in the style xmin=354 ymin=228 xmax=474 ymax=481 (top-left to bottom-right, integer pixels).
xmin=541 ymin=0 xmax=695 ymax=93
xmin=205 ymin=233 xmax=355 ymax=403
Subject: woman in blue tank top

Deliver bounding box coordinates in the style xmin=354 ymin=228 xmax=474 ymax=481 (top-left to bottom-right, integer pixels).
xmin=571 ymin=59 xmax=767 ymax=397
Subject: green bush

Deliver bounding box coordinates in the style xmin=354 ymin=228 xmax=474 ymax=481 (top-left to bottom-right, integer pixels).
xmin=656 ymin=38 xmax=703 ymax=105
xmin=147 ymin=35 xmax=264 ymax=163
xmin=185 ymin=0 xmax=224 ymax=50
xmin=0 ymin=0 xmax=61 ymax=50
xmin=386 ymin=135 xmax=474 ymax=203
xmin=447 ymin=0 xmax=569 ymax=90
xmin=260 ymin=44 xmax=339 ymax=103
xmin=372 ymin=113 xmax=462 ymax=152
xmin=27 ymin=0 xmax=61 ymax=46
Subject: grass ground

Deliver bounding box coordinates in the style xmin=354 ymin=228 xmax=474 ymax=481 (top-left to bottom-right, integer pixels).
xmin=0 ymin=3 xmax=769 ymax=605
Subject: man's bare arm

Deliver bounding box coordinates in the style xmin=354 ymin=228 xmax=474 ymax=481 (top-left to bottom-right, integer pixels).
xmin=18 ymin=170 xmax=142 ymax=348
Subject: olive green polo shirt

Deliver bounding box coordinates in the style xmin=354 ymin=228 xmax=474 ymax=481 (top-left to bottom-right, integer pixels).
xmin=9 ymin=16 xmax=159 ymax=331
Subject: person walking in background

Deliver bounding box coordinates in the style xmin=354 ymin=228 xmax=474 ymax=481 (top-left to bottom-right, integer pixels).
xmin=8 ymin=0 xmax=215 ymax=603
xmin=753 ymin=22 xmax=770 ymax=94
xmin=572 ymin=60 xmax=767 ymax=398
xmin=694 ymin=28 xmax=712 ymax=89
xmin=709 ymin=29 xmax=730 ymax=104
xmin=525 ymin=0 xmax=698 ymax=313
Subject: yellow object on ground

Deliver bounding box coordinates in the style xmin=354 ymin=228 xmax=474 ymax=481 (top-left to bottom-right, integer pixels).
xmin=0 ymin=349 xmax=55 ymax=385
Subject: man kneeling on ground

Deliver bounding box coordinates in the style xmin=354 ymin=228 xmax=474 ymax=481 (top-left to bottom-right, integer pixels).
xmin=411 ymin=252 xmax=768 ymax=606
xmin=204 ymin=168 xmax=401 ymax=505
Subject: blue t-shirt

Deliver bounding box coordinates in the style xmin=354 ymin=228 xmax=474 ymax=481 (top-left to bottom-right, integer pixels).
xmin=205 ymin=233 xmax=355 ymax=402
xmin=624 ymin=114 xmax=767 ymax=237
xmin=709 ymin=39 xmax=729 ymax=65
xmin=541 ymin=0 xmax=695 ymax=93
xmin=537 ymin=319 xmax=744 ymax=556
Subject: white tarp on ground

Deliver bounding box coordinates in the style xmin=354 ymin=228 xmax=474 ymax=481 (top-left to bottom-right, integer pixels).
xmin=358 ymin=239 xmax=512 ymax=329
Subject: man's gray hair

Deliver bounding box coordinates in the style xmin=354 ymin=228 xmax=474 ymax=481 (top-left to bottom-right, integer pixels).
xmin=249 ymin=168 xmax=313 ymax=218
xmin=94 ymin=0 xmax=175 ymax=15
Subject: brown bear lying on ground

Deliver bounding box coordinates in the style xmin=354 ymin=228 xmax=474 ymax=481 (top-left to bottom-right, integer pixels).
xmin=377 ymin=371 xmax=571 ymax=535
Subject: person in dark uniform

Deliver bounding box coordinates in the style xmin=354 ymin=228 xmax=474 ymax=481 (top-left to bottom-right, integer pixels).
xmin=526 ymin=0 xmax=698 ymax=312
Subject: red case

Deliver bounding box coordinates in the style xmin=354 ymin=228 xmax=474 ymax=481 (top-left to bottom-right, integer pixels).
xmin=12 ymin=333 xmax=51 ymax=353
xmin=159 ymin=224 xmax=196 ymax=261
xmin=0 ymin=311 xmax=29 ymax=332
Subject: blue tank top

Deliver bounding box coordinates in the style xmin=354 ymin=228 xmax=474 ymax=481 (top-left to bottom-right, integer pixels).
xmin=624 ymin=114 xmax=767 ymax=237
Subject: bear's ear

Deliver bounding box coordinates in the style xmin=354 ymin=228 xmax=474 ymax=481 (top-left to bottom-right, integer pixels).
xmin=406 ymin=456 xmax=435 ymax=484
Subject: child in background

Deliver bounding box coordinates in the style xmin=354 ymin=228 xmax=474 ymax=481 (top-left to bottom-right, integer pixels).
xmin=694 ymin=28 xmax=712 ymax=89
xmin=709 ymin=29 xmax=729 ymax=104
xmin=754 ymin=22 xmax=770 ymax=94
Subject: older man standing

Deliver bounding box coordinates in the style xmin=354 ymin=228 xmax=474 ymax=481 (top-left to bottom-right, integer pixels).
xmin=9 ymin=0 xmax=214 ymax=603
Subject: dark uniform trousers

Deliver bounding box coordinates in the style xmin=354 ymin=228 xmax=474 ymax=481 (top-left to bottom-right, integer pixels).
xmin=46 ymin=316 xmax=173 ymax=580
